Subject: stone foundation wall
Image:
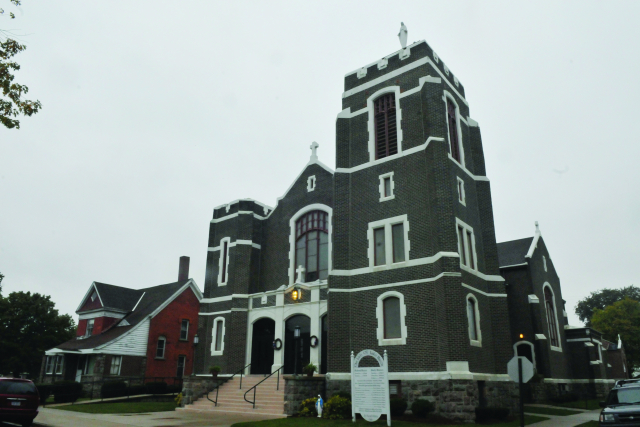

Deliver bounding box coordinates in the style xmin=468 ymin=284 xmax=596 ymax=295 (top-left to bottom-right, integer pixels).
xmin=529 ymin=380 xmax=616 ymax=404
xmin=484 ymin=381 xmax=519 ymax=414
xmin=180 ymin=376 xmax=223 ymax=406
xmin=284 ymin=375 xmax=326 ymax=416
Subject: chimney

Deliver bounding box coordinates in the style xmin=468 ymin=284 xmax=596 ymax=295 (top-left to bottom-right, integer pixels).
xmin=178 ymin=256 xmax=190 ymax=281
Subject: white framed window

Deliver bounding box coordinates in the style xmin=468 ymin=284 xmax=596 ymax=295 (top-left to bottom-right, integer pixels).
xmin=376 ymin=291 xmax=408 ymax=346
xmin=217 ymin=237 xmax=231 ymax=286
xmin=366 ymin=86 xmax=404 ymax=163
xmin=176 ymin=355 xmax=186 ymax=378
xmin=457 ymin=177 xmax=465 ymax=206
xmin=180 ymin=319 xmax=189 ymax=341
xmin=543 ymin=283 xmax=562 ymax=352
xmin=211 ymin=317 xmax=226 ymax=356
xmin=444 ymin=92 xmax=465 ymax=167
xmin=379 ymin=172 xmax=395 ymax=202
xmin=543 ymin=256 xmax=548 ymax=272
xmin=307 ymin=175 xmax=316 ymax=192
xmin=54 ymin=355 xmax=64 ymax=374
xmin=456 ymin=219 xmax=477 ymax=271
xmin=466 ymin=294 xmax=482 ymax=347
xmin=110 ymin=356 xmax=122 ymax=375
xmin=368 ymin=215 xmax=410 ymax=270
xmin=86 ymin=318 xmax=95 ymax=337
xmin=45 ymin=356 xmax=54 ymax=374
xmin=287 ymin=204 xmax=333 ymax=285
xmin=156 ymin=336 xmax=166 ymax=359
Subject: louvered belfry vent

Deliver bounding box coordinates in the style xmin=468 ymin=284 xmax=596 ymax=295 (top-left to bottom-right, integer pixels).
xmin=374 ymin=94 xmax=398 ymax=159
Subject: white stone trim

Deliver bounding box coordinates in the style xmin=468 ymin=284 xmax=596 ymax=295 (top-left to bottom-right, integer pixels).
xmin=330 ymin=272 xmax=460 ymax=293
xmin=377 ymin=58 xmax=388 ymax=70
xmin=457 ymin=177 xmax=466 ymax=206
xmin=379 ymin=172 xmax=395 ymax=202
xmin=455 ymin=218 xmax=477 ymax=271
xmin=199 ymin=310 xmax=231 ymax=316
xmin=200 ymin=294 xmax=249 ymax=304
xmin=211 ymin=211 xmax=268 ymax=224
xmin=535 ymin=334 xmax=547 ymax=340
xmin=217 ymin=237 xmax=231 ymax=286
xmin=213 ymin=198 xmax=274 ymax=213
xmin=567 ymin=338 xmax=603 ymax=345
xmin=443 ymin=90 xmax=465 ymax=168
xmin=211 ymin=316 xmax=226 ymax=356
xmin=367 ymin=214 xmax=410 ymax=270
xmin=332 ymin=251 xmax=458 ymax=276
xmin=367 ymin=86 xmax=404 ymax=164
xmin=466 ymin=293 xmax=482 ymax=347
xmin=399 ymin=75 xmax=442 ymax=98
xmin=513 ymin=341 xmax=537 ymax=370
xmin=209 ymin=239 xmax=261 ymax=251
xmin=307 ymin=175 xmax=316 ymax=192
xmin=501 ymin=262 xmax=528 ymax=269
xmin=287 ymin=204 xmax=333 ymax=286
xmin=376 ymin=291 xmax=408 ymax=346
xmin=357 ymin=67 xmax=367 ymax=79
xmin=326 ymin=370 xmax=511 ymax=382
xmin=543 ymin=282 xmax=563 ymax=353
xmin=542 ymin=378 xmax=616 ymax=384
xmin=399 ymin=46 xmax=410 ymax=60
xmin=461 ymin=283 xmax=507 ymax=297
xmin=344 ymin=40 xmax=424 ymax=77
xmin=78 ymin=311 xmax=126 ymax=320
xmin=528 ymin=295 xmax=540 ymax=304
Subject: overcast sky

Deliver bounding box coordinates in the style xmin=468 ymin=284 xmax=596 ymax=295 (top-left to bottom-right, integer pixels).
xmin=1 ymin=1 xmax=639 ymax=328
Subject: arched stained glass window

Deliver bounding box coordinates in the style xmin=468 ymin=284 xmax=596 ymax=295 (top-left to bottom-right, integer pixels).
xmin=544 ymin=287 xmax=560 ymax=347
xmin=295 ymin=210 xmax=329 ymax=282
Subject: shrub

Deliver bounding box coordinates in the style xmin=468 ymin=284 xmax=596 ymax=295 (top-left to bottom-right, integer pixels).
xmin=303 ymin=363 xmax=317 ymax=376
xmin=146 ymin=381 xmax=168 ymax=394
xmin=323 ymin=395 xmax=351 ymax=420
xmin=209 ymin=366 xmax=221 ymax=374
xmin=549 ymin=393 xmax=579 ymax=404
xmin=411 ymin=399 xmax=435 ymax=418
xmin=475 ymin=407 xmax=510 ymax=423
xmin=52 ymin=381 xmax=83 ymax=403
xmin=35 ymin=384 xmax=52 ymax=404
xmin=331 ymin=391 xmax=352 ymax=400
xmin=390 ymin=398 xmax=407 ymax=416
xmin=101 ymin=381 xmax=128 ymax=399
xmin=298 ymin=397 xmax=318 ymax=417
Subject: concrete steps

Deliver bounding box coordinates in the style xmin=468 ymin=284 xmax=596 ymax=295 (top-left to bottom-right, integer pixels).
xmin=181 ymin=375 xmax=286 ymax=416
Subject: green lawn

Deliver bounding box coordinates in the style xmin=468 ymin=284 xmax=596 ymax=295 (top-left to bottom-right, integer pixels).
xmin=54 ymin=401 xmax=177 ymax=414
xmin=553 ymin=399 xmax=601 ymax=410
xmin=574 ymin=422 xmax=599 ymax=427
xmin=523 ymin=405 xmax=582 ymax=416
xmin=45 ymin=396 xmax=91 ymax=404
xmin=231 ymin=415 xmax=549 ymax=427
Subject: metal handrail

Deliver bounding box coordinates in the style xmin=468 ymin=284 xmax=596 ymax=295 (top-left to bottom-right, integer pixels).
xmin=243 ymin=366 xmax=284 ymax=409
xmin=206 ymin=363 xmax=251 ymax=407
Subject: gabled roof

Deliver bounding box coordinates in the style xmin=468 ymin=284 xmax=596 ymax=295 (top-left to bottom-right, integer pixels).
xmin=76 ymin=282 xmax=144 ymax=313
xmin=497 ymin=237 xmax=533 ymax=268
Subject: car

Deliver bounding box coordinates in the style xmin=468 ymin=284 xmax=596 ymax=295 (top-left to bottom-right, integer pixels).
xmin=0 ymin=378 xmax=40 ymax=427
xmin=600 ymin=379 xmax=640 ymax=426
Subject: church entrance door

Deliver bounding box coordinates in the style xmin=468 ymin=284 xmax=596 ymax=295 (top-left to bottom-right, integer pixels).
xmin=284 ymin=315 xmax=311 ymax=374
xmin=250 ymin=318 xmax=275 ymax=374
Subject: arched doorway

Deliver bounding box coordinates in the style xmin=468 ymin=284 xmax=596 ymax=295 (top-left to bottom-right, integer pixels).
xmin=284 ymin=315 xmax=311 ymax=374
xmin=320 ymin=315 xmax=328 ymax=374
xmin=250 ymin=318 xmax=275 ymax=374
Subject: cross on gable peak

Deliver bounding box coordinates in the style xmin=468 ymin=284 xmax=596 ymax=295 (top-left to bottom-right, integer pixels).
xmin=310 ymin=141 xmax=319 ymax=162
xmin=296 ymin=265 xmax=305 ymax=283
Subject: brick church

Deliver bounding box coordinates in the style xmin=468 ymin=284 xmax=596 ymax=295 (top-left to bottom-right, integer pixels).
xmin=188 ymin=37 xmax=627 ymax=419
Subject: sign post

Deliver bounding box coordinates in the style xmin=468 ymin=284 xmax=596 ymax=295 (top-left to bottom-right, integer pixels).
xmin=507 ymin=356 xmax=534 ymax=427
xmin=351 ymin=349 xmax=391 ymax=426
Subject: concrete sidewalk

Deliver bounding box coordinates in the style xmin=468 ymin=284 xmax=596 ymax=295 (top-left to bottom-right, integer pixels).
xmin=32 ymin=407 xmax=282 ymax=427
xmin=525 ymin=408 xmax=600 ymax=427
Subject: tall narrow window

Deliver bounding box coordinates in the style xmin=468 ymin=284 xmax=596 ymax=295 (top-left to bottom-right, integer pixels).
xmin=156 ymin=336 xmax=166 ymax=359
xmin=447 ymin=98 xmax=461 ymax=163
xmin=379 ymin=172 xmax=395 ymax=202
xmin=221 ymin=240 xmax=229 ymax=283
xmin=54 ymin=355 xmax=64 ymax=375
xmin=212 ymin=317 xmax=225 ymax=356
xmin=374 ymin=227 xmax=386 ymax=266
xmin=544 ymin=287 xmax=560 ymax=348
xmin=295 ymin=210 xmax=329 ymax=282
xmin=110 ymin=356 xmax=122 ymax=375
xmin=176 ymin=355 xmax=186 ymax=378
xmin=86 ymin=319 xmax=94 ymax=337
xmin=383 ymin=297 xmax=401 ymax=339
xmin=456 ymin=222 xmax=477 ymax=270
xmin=180 ymin=319 xmax=189 ymax=341
xmin=457 ymin=226 xmax=467 ymax=265
xmin=215 ymin=320 xmax=223 ymax=352
xmin=467 ymin=230 xmax=475 ymax=269
xmin=374 ymin=94 xmax=398 ymax=159
xmin=392 ymin=223 xmax=405 ymax=263
xmin=45 ymin=356 xmax=54 ymax=374
xmin=467 ymin=297 xmax=478 ymax=341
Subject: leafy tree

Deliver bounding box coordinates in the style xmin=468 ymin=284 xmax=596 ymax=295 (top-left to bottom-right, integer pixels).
xmin=575 ymin=286 xmax=640 ymax=326
xmin=0 ymin=291 xmax=75 ymax=377
xmin=1 ymin=0 xmax=42 ymax=129
xmin=591 ymin=298 xmax=640 ymax=373
xmin=0 ymin=271 xmax=4 ymax=293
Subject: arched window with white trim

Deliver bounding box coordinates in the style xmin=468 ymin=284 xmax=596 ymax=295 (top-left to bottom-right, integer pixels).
xmin=295 ymin=210 xmax=329 ymax=282
xmin=376 ymin=291 xmax=408 ymax=346
xmin=374 ymin=93 xmax=398 ymax=159
xmin=466 ymin=294 xmax=482 ymax=346
xmin=544 ymin=285 xmax=561 ymax=349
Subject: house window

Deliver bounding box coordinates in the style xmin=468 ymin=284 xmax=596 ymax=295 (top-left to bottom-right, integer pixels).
xmin=376 ymin=291 xmax=408 ymax=346
xmin=544 ymin=286 xmax=560 ymax=348
xmin=86 ymin=319 xmax=95 ymax=337
xmin=180 ymin=320 xmax=189 ymax=341
xmin=156 ymin=336 xmax=166 ymax=359
xmin=110 ymin=356 xmax=122 ymax=375
xmin=379 ymin=172 xmax=395 ymax=202
xmin=374 ymin=94 xmax=398 ymax=159
xmin=467 ymin=295 xmax=481 ymax=346
xmin=211 ymin=317 xmax=225 ymax=356
xmin=446 ymin=98 xmax=462 ymax=163
xmin=295 ymin=210 xmax=329 ymax=282
xmin=457 ymin=177 xmax=465 ymax=205
xmin=45 ymin=356 xmax=54 ymax=374
xmin=176 ymin=355 xmax=186 ymax=378
xmin=368 ymin=215 xmax=410 ymax=269
xmin=54 ymin=355 xmax=64 ymax=374
xmin=218 ymin=238 xmax=230 ymax=285
xmin=456 ymin=221 xmax=477 ymax=270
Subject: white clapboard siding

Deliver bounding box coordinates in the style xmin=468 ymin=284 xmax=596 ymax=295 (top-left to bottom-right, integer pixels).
xmin=100 ymin=319 xmax=150 ymax=356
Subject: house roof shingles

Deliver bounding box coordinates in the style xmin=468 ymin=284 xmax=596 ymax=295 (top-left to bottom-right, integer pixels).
xmin=496 ymin=237 xmax=533 ymax=268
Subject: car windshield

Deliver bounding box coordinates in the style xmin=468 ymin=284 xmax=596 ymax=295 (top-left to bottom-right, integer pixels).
xmin=608 ymin=388 xmax=640 ymax=405
xmin=0 ymin=381 xmax=37 ymax=395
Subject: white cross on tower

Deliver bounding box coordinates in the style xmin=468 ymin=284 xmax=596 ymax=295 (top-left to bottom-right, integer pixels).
xmin=296 ymin=265 xmax=305 ymax=283
xmin=310 ymin=141 xmax=319 ymax=162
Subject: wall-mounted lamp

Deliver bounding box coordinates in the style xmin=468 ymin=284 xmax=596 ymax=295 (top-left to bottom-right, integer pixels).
xmin=292 ymin=287 xmax=301 ymax=301
xmin=193 ymin=334 xmax=199 ymax=345
xmin=294 ymin=326 xmax=301 ymax=339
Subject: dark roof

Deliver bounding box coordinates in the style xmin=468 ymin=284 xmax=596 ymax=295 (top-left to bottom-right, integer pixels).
xmin=497 ymin=237 xmax=534 ymax=268
xmin=55 ymin=280 xmax=192 ymax=351
xmin=94 ymin=283 xmax=144 ymax=312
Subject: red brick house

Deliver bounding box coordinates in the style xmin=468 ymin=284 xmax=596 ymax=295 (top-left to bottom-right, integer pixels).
xmin=40 ymin=257 xmax=202 ymax=385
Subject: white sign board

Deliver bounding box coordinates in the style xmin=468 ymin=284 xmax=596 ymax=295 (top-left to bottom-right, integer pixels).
xmin=351 ymin=349 xmax=391 ymax=426
xmin=507 ymin=356 xmax=534 ymax=383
